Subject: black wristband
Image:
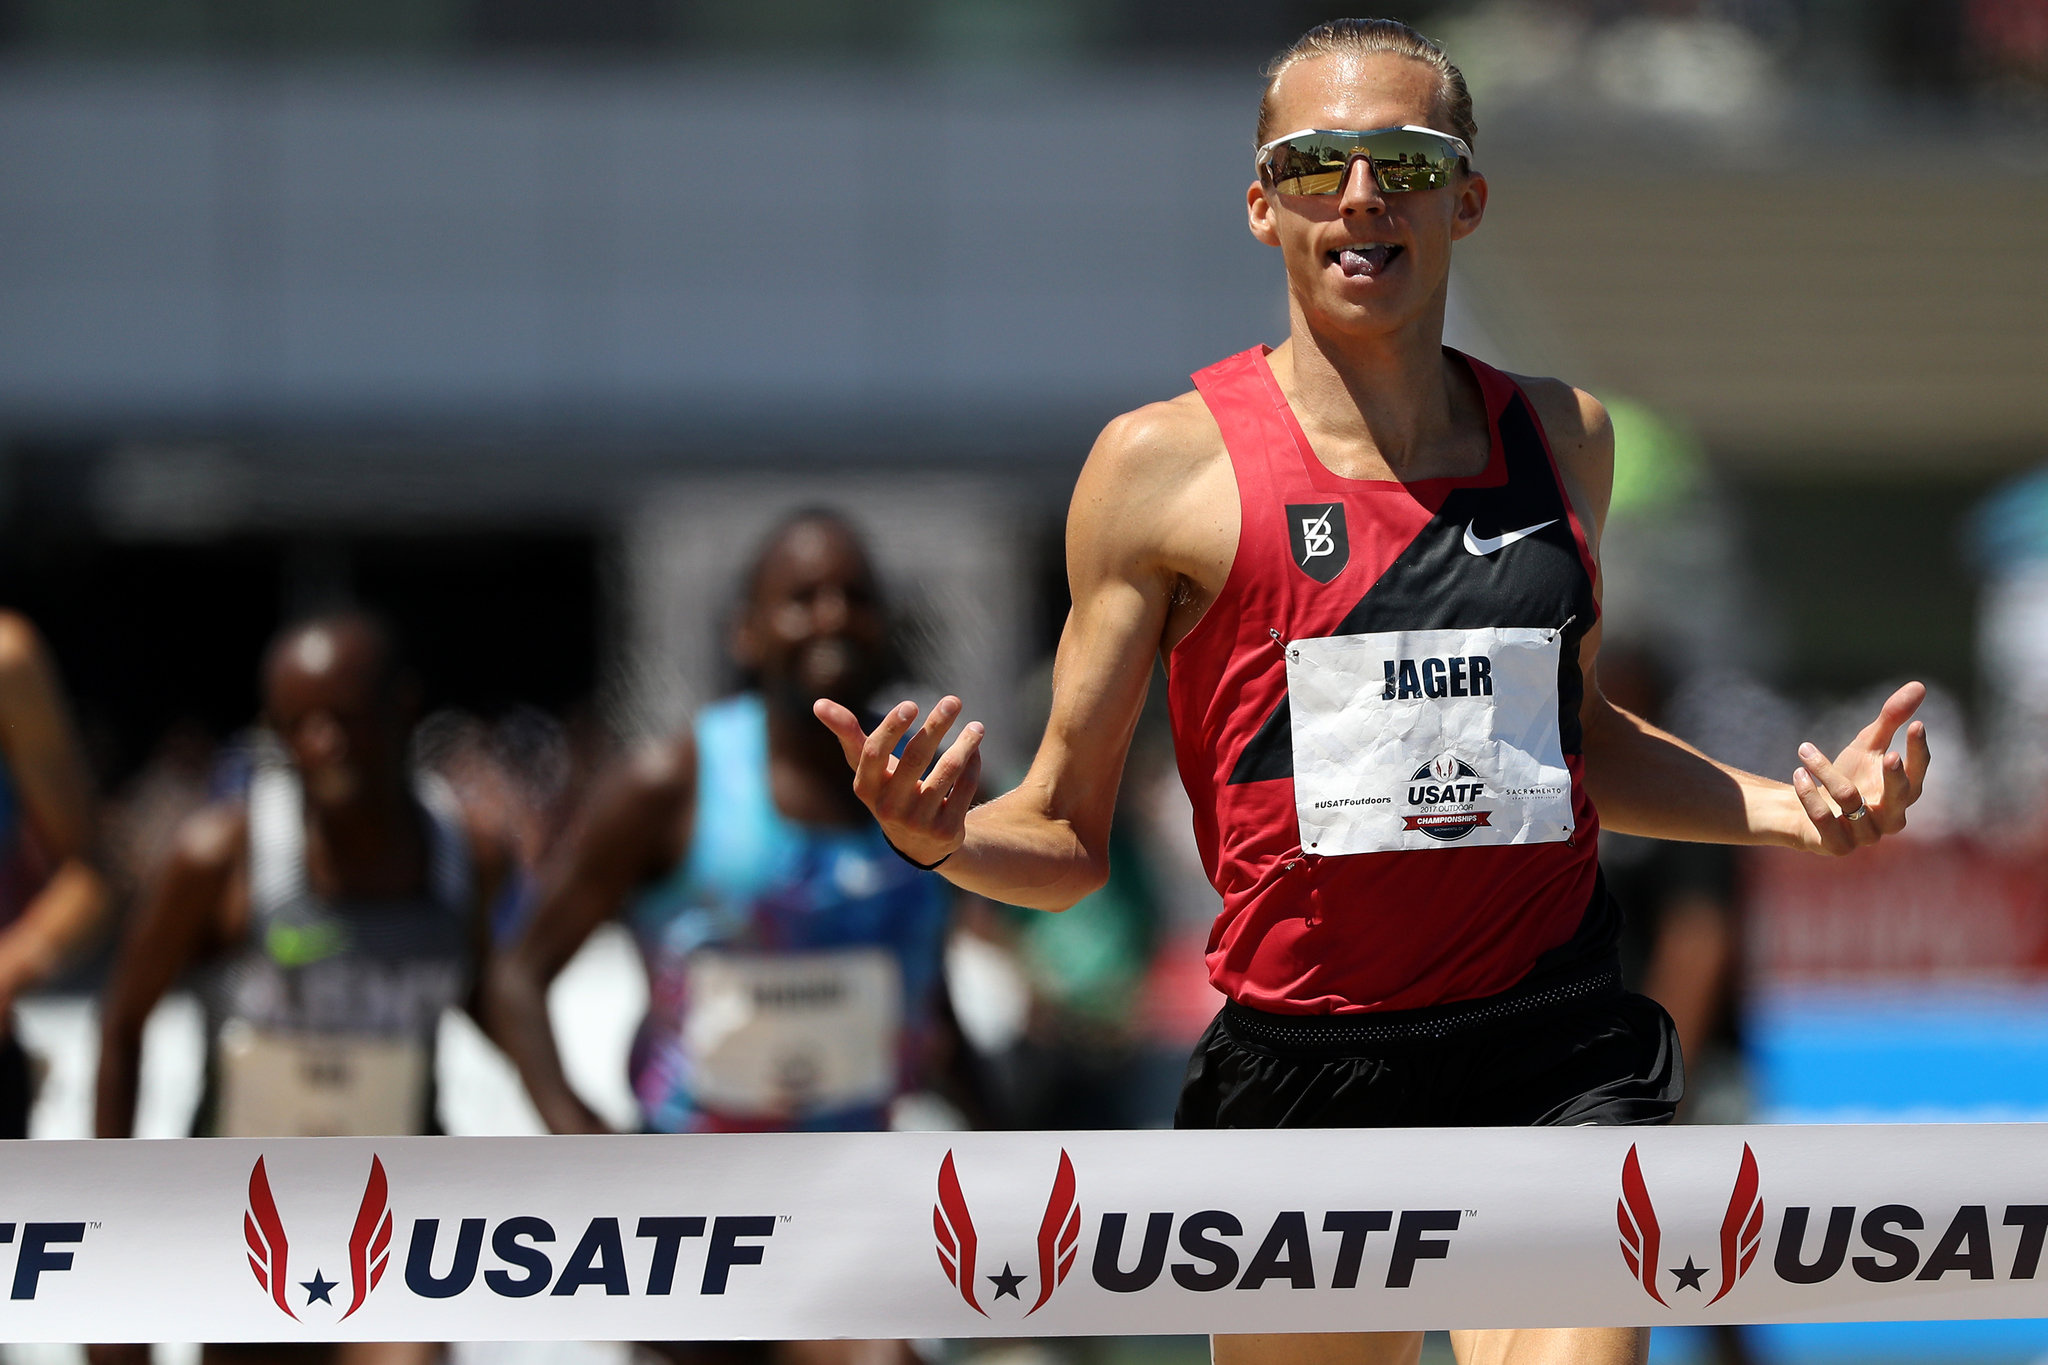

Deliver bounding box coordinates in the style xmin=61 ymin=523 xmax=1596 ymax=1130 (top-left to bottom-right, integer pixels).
xmin=885 ymin=836 xmax=954 ymax=871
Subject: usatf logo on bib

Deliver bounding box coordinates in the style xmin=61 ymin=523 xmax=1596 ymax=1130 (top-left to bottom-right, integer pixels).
xmin=1286 ymin=503 xmax=1348 ymax=583
xmin=1403 ymin=752 xmax=1493 ymax=842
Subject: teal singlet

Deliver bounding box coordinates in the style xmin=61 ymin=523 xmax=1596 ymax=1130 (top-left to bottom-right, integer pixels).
xmin=627 ymin=694 xmax=949 ymax=1133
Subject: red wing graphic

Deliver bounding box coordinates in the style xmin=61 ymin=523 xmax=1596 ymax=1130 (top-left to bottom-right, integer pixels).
xmin=1026 ymin=1149 xmax=1079 ymax=1316
xmin=342 ymin=1155 xmax=393 ymax=1320
xmin=244 ymin=1157 xmax=297 ymax=1320
xmin=1617 ymin=1145 xmax=1665 ymax=1306
xmin=1709 ymin=1144 xmax=1762 ymax=1306
xmin=933 ymin=1151 xmax=986 ymax=1316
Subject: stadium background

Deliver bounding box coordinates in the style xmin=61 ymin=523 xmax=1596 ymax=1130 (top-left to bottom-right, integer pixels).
xmin=2 ymin=1 xmax=2047 ymax=1362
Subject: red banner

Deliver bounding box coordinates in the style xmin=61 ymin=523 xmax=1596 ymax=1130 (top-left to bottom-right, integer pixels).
xmin=1743 ymin=837 xmax=2048 ymax=984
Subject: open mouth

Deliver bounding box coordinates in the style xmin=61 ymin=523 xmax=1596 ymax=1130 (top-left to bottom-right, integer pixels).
xmin=1330 ymin=243 xmax=1403 ymax=278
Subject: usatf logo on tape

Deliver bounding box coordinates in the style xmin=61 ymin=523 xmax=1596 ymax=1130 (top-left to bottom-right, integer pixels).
xmin=244 ymin=1154 xmax=777 ymax=1321
xmin=932 ymin=1149 xmax=1465 ymax=1315
xmin=1616 ymin=1144 xmax=2048 ymax=1307
xmin=0 ymin=1221 xmax=88 ymax=1301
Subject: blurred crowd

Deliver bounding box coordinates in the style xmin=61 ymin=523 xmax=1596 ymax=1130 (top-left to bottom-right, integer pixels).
xmin=9 ymin=426 xmax=2045 ymax=1130
xmin=0 ymin=404 xmax=2031 ymax=1365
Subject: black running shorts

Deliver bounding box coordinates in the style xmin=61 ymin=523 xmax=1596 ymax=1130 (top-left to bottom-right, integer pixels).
xmin=0 ymin=1030 xmax=30 ymax=1139
xmin=1175 ymin=958 xmax=1682 ymax=1130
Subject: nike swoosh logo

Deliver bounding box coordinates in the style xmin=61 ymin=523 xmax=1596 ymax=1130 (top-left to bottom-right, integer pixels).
xmin=1462 ymin=519 xmax=1557 ymax=556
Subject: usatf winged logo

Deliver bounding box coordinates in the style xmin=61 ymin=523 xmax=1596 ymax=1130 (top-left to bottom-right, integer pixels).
xmin=1618 ymin=1144 xmax=1762 ymax=1307
xmin=934 ymin=1149 xmax=1079 ymax=1317
xmin=245 ymin=1155 xmax=394 ymax=1321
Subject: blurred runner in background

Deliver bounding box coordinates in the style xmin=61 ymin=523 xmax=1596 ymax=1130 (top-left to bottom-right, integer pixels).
xmin=92 ymin=611 xmax=512 ymax=1365
xmin=956 ymin=656 xmax=1200 ymax=1131
xmin=487 ymin=509 xmax=950 ymax=1365
xmin=0 ymin=609 xmax=110 ymax=1137
xmin=1600 ymin=646 xmax=1743 ymax=1119
xmin=1970 ymin=465 xmax=2048 ymax=841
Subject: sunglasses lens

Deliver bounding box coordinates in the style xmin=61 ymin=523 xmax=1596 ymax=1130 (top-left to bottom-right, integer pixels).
xmin=1274 ymin=169 xmax=1346 ymax=195
xmin=1263 ymin=130 xmax=1461 ymax=195
xmin=1265 ymin=138 xmax=1350 ymax=195
xmin=1374 ymin=160 xmax=1448 ymax=193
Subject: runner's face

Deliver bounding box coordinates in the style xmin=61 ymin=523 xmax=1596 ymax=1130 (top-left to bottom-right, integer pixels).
xmin=1248 ymin=53 xmax=1486 ymax=335
xmin=265 ymin=626 xmax=410 ymax=809
xmin=738 ymin=521 xmax=888 ymax=710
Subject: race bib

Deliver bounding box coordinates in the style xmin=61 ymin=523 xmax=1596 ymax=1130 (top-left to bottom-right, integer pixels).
xmin=682 ymin=949 xmax=903 ymax=1120
xmin=214 ymin=1020 xmax=430 ymax=1138
xmin=1285 ymin=625 xmax=1575 ymax=857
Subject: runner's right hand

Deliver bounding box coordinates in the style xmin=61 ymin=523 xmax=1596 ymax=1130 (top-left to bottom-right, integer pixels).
xmin=814 ymin=696 xmax=983 ymax=867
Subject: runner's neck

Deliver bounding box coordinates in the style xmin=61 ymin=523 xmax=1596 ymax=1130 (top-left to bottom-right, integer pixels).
xmin=1271 ymin=309 xmax=1485 ymax=485
xmin=765 ymin=696 xmax=871 ymax=828
xmin=301 ymin=784 xmax=430 ymax=900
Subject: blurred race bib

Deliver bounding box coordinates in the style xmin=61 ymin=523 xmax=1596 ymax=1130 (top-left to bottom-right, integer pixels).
xmin=215 ymin=1019 xmax=430 ymax=1137
xmin=682 ymin=948 xmax=903 ymax=1120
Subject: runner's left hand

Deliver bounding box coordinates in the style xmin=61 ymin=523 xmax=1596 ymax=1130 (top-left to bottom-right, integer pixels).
xmin=1790 ymin=681 xmax=1929 ymax=855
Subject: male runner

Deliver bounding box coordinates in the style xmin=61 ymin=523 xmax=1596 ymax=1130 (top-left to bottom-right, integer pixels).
xmin=487 ymin=510 xmax=948 ymax=1365
xmin=94 ymin=611 xmax=510 ymax=1365
xmin=0 ymin=610 xmax=109 ymax=1136
xmin=817 ymin=18 xmax=1929 ymax=1365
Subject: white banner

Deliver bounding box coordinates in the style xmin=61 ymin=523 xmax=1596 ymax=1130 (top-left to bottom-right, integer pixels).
xmin=3 ymin=1125 xmax=2045 ymax=1342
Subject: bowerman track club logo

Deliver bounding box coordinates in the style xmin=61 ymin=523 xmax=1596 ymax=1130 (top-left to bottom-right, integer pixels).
xmin=1287 ymin=504 xmax=1349 ymax=583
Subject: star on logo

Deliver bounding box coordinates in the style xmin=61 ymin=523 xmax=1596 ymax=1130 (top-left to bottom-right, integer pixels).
xmin=301 ymin=1270 xmax=337 ymax=1306
xmin=1670 ymin=1257 xmax=1709 ymax=1292
xmin=987 ymin=1263 xmax=1026 ymax=1300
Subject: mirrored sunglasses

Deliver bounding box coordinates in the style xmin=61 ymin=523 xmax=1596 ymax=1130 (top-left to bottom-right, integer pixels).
xmin=1256 ymin=125 xmax=1473 ymax=196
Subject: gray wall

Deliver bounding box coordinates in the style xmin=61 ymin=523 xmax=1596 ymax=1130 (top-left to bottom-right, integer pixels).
xmin=0 ymin=61 xmax=1288 ymax=447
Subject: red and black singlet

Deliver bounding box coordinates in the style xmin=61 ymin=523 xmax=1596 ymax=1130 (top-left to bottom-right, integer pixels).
xmin=1165 ymin=346 xmax=1615 ymax=1014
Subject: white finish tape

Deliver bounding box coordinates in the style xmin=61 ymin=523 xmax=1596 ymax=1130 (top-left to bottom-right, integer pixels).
xmin=4 ymin=1125 xmax=2044 ymax=1342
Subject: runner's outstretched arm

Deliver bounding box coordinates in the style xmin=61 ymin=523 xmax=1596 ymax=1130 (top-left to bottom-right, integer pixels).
xmin=483 ymin=735 xmax=693 ymax=1134
xmin=95 ymin=806 xmax=241 ymax=1138
xmin=1581 ymin=645 xmax=1927 ymax=854
xmin=0 ymin=613 xmax=109 ymax=1019
xmin=1523 ymin=378 xmax=1930 ymax=855
xmin=817 ymin=409 xmax=1196 ymax=911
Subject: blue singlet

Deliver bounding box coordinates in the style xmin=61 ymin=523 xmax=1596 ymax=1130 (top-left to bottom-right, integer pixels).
xmin=627 ymin=694 xmax=949 ymax=1133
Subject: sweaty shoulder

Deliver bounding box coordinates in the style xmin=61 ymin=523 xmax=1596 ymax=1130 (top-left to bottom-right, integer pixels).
xmin=1506 ymin=373 xmax=1614 ymax=547
xmin=1082 ymin=390 xmax=1224 ymax=489
xmin=620 ymin=730 xmax=696 ymax=810
xmin=155 ymin=800 xmax=251 ymax=946
xmin=172 ymin=800 xmax=249 ymax=878
xmin=575 ymin=729 xmax=697 ymax=884
xmin=0 ymin=610 xmax=43 ymax=675
xmin=1070 ymin=390 xmax=1236 ymax=598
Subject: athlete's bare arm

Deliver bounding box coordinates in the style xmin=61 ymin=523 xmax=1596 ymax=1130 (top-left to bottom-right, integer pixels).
xmin=95 ymin=804 xmax=246 ymax=1139
xmin=484 ymin=734 xmax=694 ymax=1134
xmin=817 ymin=396 xmax=1236 ymax=910
xmin=0 ymin=613 xmax=109 ymax=1022
xmin=1523 ymin=377 xmax=1930 ymax=854
xmin=457 ymin=815 xmax=516 ymax=1030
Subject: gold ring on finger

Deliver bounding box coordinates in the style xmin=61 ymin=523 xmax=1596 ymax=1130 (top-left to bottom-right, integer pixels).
xmin=1843 ymin=805 xmax=1870 ymax=823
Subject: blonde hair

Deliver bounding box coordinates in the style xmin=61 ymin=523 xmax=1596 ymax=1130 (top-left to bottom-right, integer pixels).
xmin=1256 ymin=18 xmax=1477 ymax=150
